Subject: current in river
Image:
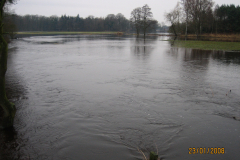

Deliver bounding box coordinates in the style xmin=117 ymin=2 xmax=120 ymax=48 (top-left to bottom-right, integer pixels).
xmin=1 ymin=35 xmax=240 ymax=160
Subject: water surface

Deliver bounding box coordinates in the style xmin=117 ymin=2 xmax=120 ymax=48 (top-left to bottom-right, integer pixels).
xmin=1 ymin=35 xmax=240 ymax=160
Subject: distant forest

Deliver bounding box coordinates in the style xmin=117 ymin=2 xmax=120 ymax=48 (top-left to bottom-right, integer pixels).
xmin=4 ymin=13 xmax=167 ymax=33
xmin=166 ymin=2 xmax=240 ymax=35
xmin=4 ymin=3 xmax=240 ymax=35
xmin=215 ymin=4 xmax=240 ymax=33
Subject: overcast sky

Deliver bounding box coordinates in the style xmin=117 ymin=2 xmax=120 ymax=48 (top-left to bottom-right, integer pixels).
xmin=11 ymin=0 xmax=239 ymax=23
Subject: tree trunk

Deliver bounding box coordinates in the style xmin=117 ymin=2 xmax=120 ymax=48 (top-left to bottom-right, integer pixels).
xmin=143 ymin=29 xmax=146 ymax=39
xmin=0 ymin=0 xmax=16 ymax=129
xmin=185 ymin=11 xmax=188 ymax=40
xmin=136 ymin=28 xmax=139 ymax=37
xmin=172 ymin=24 xmax=177 ymax=37
xmin=195 ymin=21 xmax=199 ymax=39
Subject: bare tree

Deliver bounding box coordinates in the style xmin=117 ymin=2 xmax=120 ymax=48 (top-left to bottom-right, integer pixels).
xmin=165 ymin=3 xmax=182 ymax=36
xmin=0 ymin=0 xmax=17 ymax=129
xmin=213 ymin=4 xmax=219 ymax=34
xmin=105 ymin=14 xmax=116 ymax=31
xmin=181 ymin=0 xmax=191 ymax=38
xmin=188 ymin=0 xmax=214 ymax=37
xmin=116 ymin=13 xmax=128 ymax=31
xmin=130 ymin=7 xmax=142 ymax=36
xmin=131 ymin=4 xmax=157 ymax=38
xmin=141 ymin=4 xmax=154 ymax=39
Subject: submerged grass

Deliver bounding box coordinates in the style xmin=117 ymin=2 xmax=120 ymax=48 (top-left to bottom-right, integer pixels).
xmin=172 ymin=40 xmax=240 ymax=51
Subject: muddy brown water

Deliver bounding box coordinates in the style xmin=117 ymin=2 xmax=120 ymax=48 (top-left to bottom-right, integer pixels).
xmin=1 ymin=35 xmax=240 ymax=160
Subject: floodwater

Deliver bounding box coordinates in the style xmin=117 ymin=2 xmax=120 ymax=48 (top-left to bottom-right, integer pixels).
xmin=1 ymin=35 xmax=240 ymax=160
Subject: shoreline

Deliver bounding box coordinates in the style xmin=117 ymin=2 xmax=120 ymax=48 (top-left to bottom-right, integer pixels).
xmin=178 ymin=34 xmax=240 ymax=42
xmin=13 ymin=32 xmax=240 ymax=51
xmin=15 ymin=31 xmax=121 ymax=38
xmin=171 ymin=40 xmax=240 ymax=52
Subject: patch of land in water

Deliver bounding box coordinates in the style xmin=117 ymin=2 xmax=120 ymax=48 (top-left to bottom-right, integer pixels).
xmin=154 ymin=33 xmax=240 ymax=42
xmin=179 ymin=34 xmax=240 ymax=42
xmin=171 ymin=40 xmax=240 ymax=51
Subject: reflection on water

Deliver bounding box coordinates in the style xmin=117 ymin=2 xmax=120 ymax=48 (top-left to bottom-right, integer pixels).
xmin=1 ymin=35 xmax=240 ymax=160
xmin=169 ymin=47 xmax=240 ymax=117
xmin=212 ymin=51 xmax=240 ymax=65
xmin=132 ymin=38 xmax=157 ymax=61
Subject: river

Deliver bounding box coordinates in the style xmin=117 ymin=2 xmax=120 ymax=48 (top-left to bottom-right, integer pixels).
xmin=1 ymin=35 xmax=240 ymax=160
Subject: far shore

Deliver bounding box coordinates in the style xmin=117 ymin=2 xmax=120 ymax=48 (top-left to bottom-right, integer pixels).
xmin=15 ymin=31 xmax=121 ymax=38
xmin=16 ymin=31 xmax=119 ymax=34
xmin=14 ymin=32 xmax=240 ymax=51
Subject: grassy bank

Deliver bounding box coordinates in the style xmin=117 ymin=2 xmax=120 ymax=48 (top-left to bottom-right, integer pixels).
xmin=179 ymin=34 xmax=240 ymax=42
xmin=16 ymin=31 xmax=119 ymax=35
xmin=172 ymin=40 xmax=240 ymax=51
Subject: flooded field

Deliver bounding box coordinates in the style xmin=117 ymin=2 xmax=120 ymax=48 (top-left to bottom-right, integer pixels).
xmin=1 ymin=35 xmax=240 ymax=160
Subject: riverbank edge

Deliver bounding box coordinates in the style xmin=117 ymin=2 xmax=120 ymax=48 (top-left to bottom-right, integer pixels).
xmin=15 ymin=31 xmax=125 ymax=38
xmin=14 ymin=32 xmax=240 ymax=51
xmin=16 ymin=31 xmax=119 ymax=35
xmin=168 ymin=40 xmax=240 ymax=52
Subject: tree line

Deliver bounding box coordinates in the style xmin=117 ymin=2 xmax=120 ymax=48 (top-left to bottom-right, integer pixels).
xmin=166 ymin=0 xmax=240 ymax=36
xmin=10 ymin=13 xmax=130 ymax=32
xmin=7 ymin=7 xmax=161 ymax=34
xmin=215 ymin=4 xmax=240 ymax=33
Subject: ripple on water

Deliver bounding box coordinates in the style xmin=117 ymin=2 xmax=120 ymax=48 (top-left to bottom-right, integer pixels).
xmin=2 ymin=35 xmax=240 ymax=160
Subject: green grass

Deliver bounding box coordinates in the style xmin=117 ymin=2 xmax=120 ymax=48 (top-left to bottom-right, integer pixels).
xmin=16 ymin=31 xmax=118 ymax=35
xmin=172 ymin=40 xmax=240 ymax=51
